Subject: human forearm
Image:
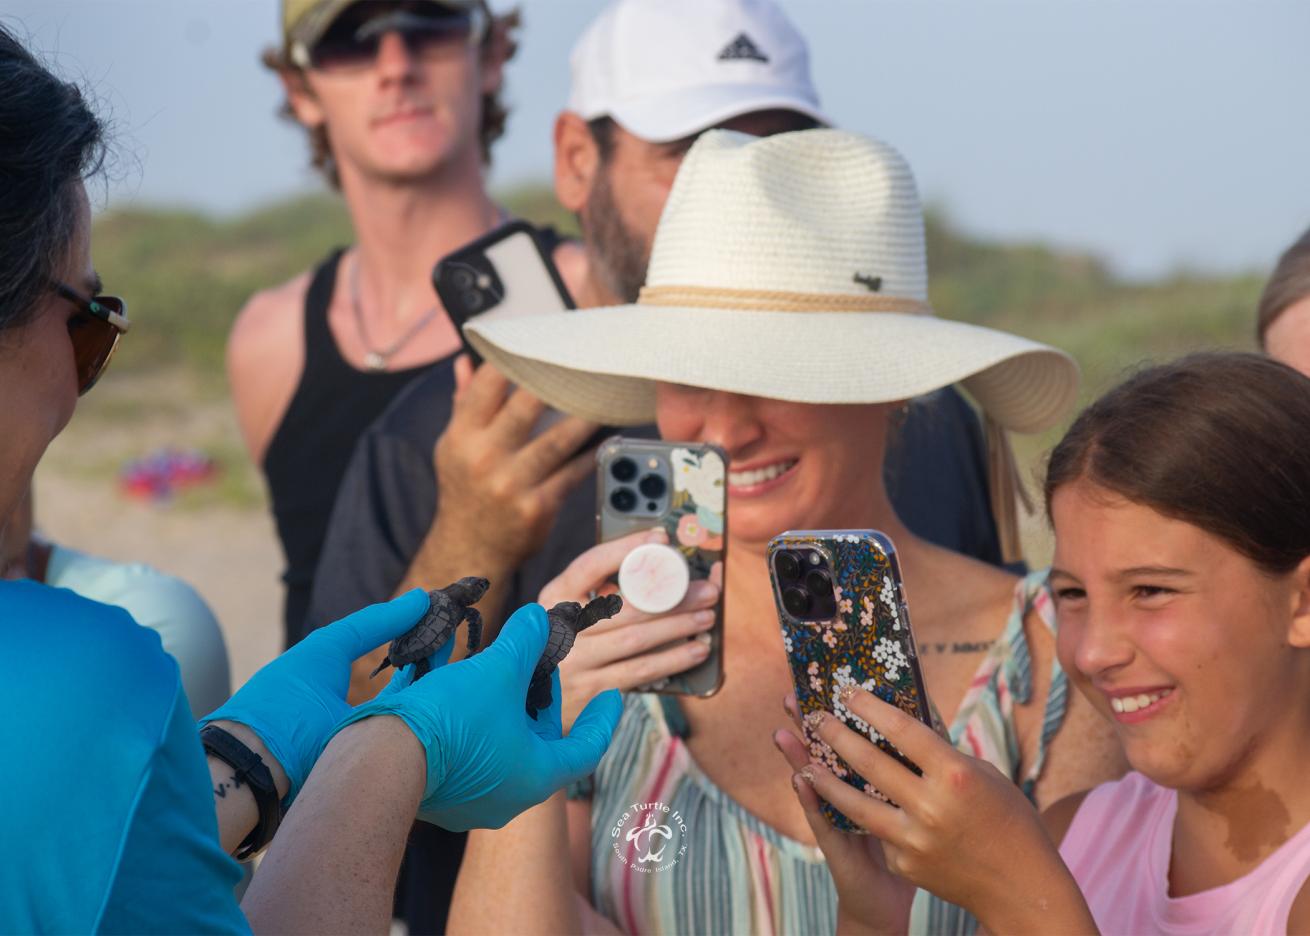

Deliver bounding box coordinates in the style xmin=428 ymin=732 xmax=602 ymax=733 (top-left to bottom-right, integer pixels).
xmin=393 ymin=517 xmax=515 ymax=655
xmin=241 ymin=717 xmax=425 ymax=934
xmin=207 ymin=720 xmax=291 ymax=857
xmin=448 ymin=792 xmax=582 ymax=934
xmin=972 ymin=859 xmax=1098 ymax=936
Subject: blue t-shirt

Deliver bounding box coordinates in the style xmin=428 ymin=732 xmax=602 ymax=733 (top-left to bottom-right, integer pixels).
xmin=0 ymin=580 xmax=247 ymax=934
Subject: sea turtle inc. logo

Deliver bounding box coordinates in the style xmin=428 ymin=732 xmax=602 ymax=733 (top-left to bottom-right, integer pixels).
xmin=611 ymin=801 xmax=687 ymax=874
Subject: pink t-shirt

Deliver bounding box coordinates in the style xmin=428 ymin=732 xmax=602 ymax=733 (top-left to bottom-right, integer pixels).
xmin=1059 ymin=771 xmax=1310 ymax=935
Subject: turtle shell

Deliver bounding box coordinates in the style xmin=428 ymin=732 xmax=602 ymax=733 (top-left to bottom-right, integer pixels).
xmin=387 ymin=589 xmax=464 ymax=668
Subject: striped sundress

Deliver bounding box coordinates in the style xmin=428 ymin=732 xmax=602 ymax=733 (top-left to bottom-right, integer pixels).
xmin=579 ymin=570 xmax=1067 ymax=935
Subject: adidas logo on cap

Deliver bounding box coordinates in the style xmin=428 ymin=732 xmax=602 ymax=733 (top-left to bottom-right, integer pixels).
xmin=717 ymin=32 xmax=769 ymax=63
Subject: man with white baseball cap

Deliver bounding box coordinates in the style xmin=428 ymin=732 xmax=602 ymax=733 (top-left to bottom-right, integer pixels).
xmin=558 ymin=0 xmax=829 ymax=308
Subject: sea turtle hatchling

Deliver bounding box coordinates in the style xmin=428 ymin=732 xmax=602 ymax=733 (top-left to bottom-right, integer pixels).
xmin=370 ymin=576 xmax=490 ymax=680
xmin=526 ymin=594 xmax=624 ymax=719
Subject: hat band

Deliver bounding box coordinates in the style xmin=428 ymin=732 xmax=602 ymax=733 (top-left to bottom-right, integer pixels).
xmin=638 ymin=284 xmax=931 ymax=314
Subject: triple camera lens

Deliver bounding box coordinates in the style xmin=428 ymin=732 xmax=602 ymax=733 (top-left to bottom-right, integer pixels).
xmin=773 ymin=548 xmax=838 ymax=620
xmin=607 ymin=455 xmax=667 ymax=515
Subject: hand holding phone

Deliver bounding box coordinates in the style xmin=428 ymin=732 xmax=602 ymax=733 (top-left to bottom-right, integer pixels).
xmin=769 ymin=530 xmax=933 ymax=831
xmin=596 ymin=437 xmax=727 ymax=696
xmin=427 ymin=359 xmax=598 ymax=577
xmin=536 ymin=528 xmax=721 ymax=730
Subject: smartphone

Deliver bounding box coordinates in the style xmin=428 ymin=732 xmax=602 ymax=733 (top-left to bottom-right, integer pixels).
xmin=432 ymin=220 xmax=574 ymax=367
xmin=768 ymin=530 xmax=934 ymax=831
xmin=597 ymin=436 xmax=727 ymax=696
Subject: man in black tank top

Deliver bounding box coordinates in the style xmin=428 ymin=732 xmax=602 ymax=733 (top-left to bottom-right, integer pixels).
xmin=227 ymin=2 xmax=587 ymax=649
xmin=306 ymin=2 xmax=1012 ymax=931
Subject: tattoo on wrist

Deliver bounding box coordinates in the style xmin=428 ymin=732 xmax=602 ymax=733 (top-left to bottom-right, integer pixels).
xmin=922 ymin=639 xmax=995 ymax=655
xmin=213 ymin=772 xmax=245 ymax=799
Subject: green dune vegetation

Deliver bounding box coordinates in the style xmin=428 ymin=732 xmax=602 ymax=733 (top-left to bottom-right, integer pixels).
xmin=80 ymin=185 xmax=1263 ymax=520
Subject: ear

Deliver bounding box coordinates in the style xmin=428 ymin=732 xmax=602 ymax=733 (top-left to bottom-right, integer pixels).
xmin=279 ymin=68 xmax=326 ymax=130
xmin=1288 ymin=553 xmax=1310 ymax=649
xmin=553 ymin=111 xmax=600 ymax=214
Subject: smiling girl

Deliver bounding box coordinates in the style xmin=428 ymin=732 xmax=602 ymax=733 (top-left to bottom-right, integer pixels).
xmin=781 ymin=351 xmax=1310 ymax=934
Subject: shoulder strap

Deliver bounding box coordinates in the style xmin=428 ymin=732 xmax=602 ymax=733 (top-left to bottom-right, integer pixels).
xmin=302 ymin=248 xmax=346 ymax=364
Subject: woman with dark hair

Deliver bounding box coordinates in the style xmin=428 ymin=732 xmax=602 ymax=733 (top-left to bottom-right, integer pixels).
xmin=0 ymin=23 xmax=618 ymax=933
xmin=780 ymin=351 xmax=1310 ymax=934
xmin=1258 ymin=226 xmax=1310 ymax=376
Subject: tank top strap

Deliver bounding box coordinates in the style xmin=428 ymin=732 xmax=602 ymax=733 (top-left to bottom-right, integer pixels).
xmin=1006 ymin=569 xmax=1068 ymax=797
xmin=301 ymin=247 xmax=348 ymax=376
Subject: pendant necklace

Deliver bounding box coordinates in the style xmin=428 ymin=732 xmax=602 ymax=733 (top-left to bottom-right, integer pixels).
xmin=350 ymin=252 xmax=440 ymax=372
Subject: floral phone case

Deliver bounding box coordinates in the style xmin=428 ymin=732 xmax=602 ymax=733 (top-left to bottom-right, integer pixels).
xmin=768 ymin=530 xmax=933 ymax=831
xmin=597 ymin=437 xmax=726 ymax=696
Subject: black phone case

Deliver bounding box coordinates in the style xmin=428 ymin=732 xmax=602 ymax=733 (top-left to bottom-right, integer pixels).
xmin=431 ymin=220 xmax=574 ymax=366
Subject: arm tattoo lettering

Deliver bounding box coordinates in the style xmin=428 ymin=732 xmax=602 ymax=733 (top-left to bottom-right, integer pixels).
xmin=920 ymin=639 xmax=995 ymax=656
xmin=213 ymin=773 xmax=243 ymax=799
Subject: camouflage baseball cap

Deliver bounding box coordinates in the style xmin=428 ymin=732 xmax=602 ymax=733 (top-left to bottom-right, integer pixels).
xmin=281 ymin=0 xmax=480 ymax=65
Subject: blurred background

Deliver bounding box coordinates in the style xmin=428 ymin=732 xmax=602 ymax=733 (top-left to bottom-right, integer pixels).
xmin=5 ymin=0 xmax=1307 ymax=683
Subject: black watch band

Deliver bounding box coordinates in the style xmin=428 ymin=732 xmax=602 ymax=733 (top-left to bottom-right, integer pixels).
xmin=200 ymin=724 xmax=283 ymax=861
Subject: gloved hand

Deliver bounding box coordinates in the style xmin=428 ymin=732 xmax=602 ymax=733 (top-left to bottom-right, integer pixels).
xmin=201 ymin=588 xmax=440 ymax=804
xmin=332 ymin=602 xmax=623 ymax=831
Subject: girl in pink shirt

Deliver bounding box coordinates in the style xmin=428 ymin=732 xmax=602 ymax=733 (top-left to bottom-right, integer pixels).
xmin=777 ymin=352 xmax=1310 ymax=934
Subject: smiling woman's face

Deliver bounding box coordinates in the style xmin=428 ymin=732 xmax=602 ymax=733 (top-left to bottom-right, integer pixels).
xmin=654 ymin=383 xmax=893 ymax=552
xmin=0 ymin=183 xmax=94 ymax=529
xmin=1049 ymin=477 xmax=1310 ymax=791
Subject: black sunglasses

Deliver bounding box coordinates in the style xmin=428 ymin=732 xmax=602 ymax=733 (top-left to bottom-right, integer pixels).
xmin=295 ymin=5 xmax=487 ymax=72
xmin=51 ymin=281 xmax=130 ymax=395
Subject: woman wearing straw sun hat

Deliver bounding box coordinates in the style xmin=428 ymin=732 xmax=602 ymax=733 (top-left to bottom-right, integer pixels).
xmin=450 ymin=129 xmax=1126 ymax=935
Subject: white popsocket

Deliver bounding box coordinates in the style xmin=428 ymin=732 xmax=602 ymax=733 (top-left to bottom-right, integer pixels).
xmin=618 ymin=542 xmax=691 ymax=614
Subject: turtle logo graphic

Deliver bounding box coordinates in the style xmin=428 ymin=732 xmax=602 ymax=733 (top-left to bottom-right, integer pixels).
xmin=611 ymin=802 xmax=688 ymax=873
xmin=626 ymin=814 xmax=674 ymax=863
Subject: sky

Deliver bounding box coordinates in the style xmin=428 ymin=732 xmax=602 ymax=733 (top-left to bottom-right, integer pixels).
xmin=5 ymin=0 xmax=1309 ymax=279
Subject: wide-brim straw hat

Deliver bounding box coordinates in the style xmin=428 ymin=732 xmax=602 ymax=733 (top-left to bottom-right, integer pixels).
xmin=466 ymin=128 xmax=1078 ymax=434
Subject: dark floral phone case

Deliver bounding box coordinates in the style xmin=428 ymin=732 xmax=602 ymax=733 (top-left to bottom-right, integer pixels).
xmin=597 ymin=438 xmax=726 ymax=696
xmin=768 ymin=530 xmax=933 ymax=832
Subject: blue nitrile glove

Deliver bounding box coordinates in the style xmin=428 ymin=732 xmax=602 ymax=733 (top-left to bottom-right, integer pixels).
xmin=332 ymin=602 xmax=623 ymax=831
xmin=201 ymin=588 xmax=441 ymax=804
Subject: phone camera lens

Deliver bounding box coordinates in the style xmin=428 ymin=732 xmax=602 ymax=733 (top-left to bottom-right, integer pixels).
xmin=610 ymin=488 xmax=637 ymax=512
xmin=610 ymin=457 xmax=638 ymax=483
xmin=460 ymin=289 xmax=482 ymax=311
xmin=782 ymin=586 xmax=812 ymax=618
xmin=451 ymin=268 xmax=474 ymax=289
xmin=775 ymin=551 xmax=802 ymax=581
xmin=638 ymin=473 xmax=666 ymax=499
xmin=805 ymin=569 xmax=833 ymax=597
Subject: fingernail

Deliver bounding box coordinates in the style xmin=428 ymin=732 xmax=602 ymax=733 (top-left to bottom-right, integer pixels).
xmin=803 ymin=710 xmax=826 ymax=732
xmin=688 ymin=580 xmax=717 ymax=603
xmin=837 ymin=683 xmax=858 ymax=706
xmin=689 ymin=639 xmax=710 ymax=658
xmin=646 ymin=528 xmax=670 ymax=544
xmin=694 ymin=632 xmax=713 ymax=647
xmin=791 ymin=773 xmax=803 ymax=793
xmin=799 ymin=765 xmax=817 ymax=786
xmin=693 ymin=610 xmax=715 ymax=628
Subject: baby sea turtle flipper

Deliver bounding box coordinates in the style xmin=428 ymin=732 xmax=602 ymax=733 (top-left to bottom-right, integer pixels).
xmin=525 ymin=594 xmax=624 ymax=719
xmin=464 ymin=607 xmax=484 ymax=655
xmin=369 ymin=576 xmax=491 ymax=680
